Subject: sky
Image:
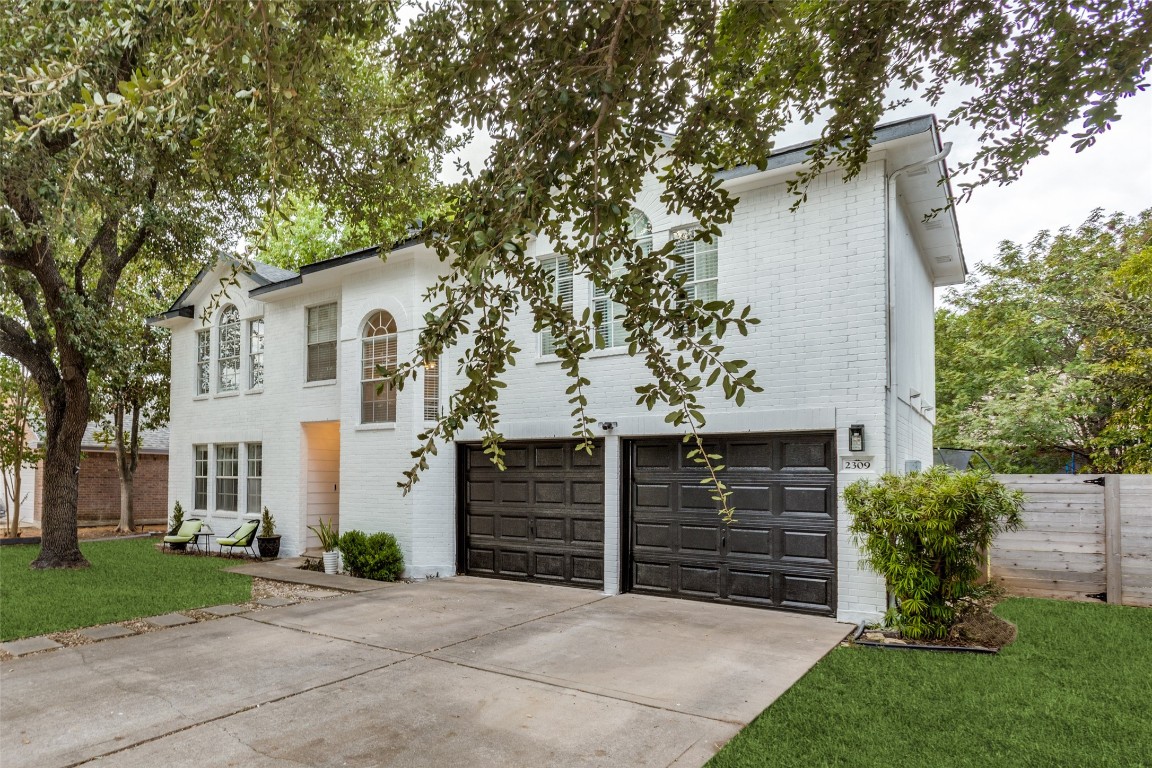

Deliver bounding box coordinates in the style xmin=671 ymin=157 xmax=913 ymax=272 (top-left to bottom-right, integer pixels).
xmin=442 ymin=87 xmax=1152 ymax=284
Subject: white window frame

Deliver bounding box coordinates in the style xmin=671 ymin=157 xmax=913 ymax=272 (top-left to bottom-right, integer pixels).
xmin=215 ymin=444 xmax=239 ymax=512
xmin=195 ymin=329 xmax=211 ymax=396
xmin=249 ymin=318 xmax=265 ymax=390
xmin=361 ymin=310 xmax=398 ymax=424
xmin=193 ymin=444 xmax=209 ymax=511
xmin=540 ymin=256 xmax=573 ymax=355
xmin=246 ymin=442 xmax=262 ymax=515
xmin=423 ymin=357 xmax=440 ymax=421
xmin=306 ymin=302 xmax=339 ymax=383
xmin=592 ymin=211 xmax=652 ymax=349
xmin=217 ymin=305 xmax=241 ymax=393
xmin=671 ymin=227 xmax=719 ymax=303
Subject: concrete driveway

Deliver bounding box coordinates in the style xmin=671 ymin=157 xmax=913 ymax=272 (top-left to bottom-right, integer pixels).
xmin=0 ymin=577 xmax=849 ymax=768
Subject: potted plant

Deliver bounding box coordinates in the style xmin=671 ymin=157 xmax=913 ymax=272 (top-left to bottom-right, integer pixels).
xmin=257 ymin=507 xmax=281 ymax=560
xmin=309 ymin=518 xmax=340 ymax=574
xmin=167 ymin=501 xmax=188 ymax=551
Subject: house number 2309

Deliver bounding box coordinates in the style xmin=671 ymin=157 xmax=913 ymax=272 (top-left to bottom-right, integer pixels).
xmin=843 ymin=459 xmax=872 ymax=471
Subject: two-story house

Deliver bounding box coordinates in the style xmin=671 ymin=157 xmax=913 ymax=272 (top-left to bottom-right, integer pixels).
xmin=152 ymin=115 xmax=965 ymax=623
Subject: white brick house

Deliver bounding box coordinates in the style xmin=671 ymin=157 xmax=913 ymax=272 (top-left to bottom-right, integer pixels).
xmin=153 ymin=115 xmax=965 ymax=623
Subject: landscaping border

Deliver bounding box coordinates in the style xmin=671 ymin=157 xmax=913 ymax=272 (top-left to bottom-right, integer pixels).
xmin=850 ymin=622 xmax=998 ymax=654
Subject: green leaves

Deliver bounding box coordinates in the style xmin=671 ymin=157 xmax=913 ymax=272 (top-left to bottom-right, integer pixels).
xmin=846 ymin=467 xmax=1024 ymax=640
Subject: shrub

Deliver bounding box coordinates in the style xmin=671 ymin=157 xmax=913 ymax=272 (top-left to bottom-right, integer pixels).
xmin=169 ymin=501 xmax=185 ymax=534
xmin=845 ymin=466 xmax=1024 ymax=640
xmin=338 ymin=530 xmax=404 ymax=581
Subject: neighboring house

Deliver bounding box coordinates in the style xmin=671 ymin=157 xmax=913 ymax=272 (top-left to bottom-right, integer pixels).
xmin=29 ymin=424 xmax=170 ymax=527
xmin=152 ymin=115 xmax=965 ymax=623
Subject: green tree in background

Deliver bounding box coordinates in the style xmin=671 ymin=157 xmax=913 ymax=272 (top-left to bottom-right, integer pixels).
xmin=936 ymin=209 xmax=1152 ymax=473
xmin=1 ymin=2 xmax=442 ymax=568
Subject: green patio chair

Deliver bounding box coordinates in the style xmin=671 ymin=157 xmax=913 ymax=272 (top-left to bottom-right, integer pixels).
xmin=162 ymin=519 xmax=203 ymax=553
xmin=216 ymin=519 xmax=260 ymax=559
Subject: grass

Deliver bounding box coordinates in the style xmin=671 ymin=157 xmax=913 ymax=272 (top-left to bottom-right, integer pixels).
xmin=0 ymin=537 xmax=252 ymax=641
xmin=709 ymin=598 xmax=1152 ymax=768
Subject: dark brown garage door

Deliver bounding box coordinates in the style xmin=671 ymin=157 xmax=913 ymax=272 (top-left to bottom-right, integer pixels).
xmin=627 ymin=433 xmax=836 ymax=615
xmin=461 ymin=440 xmax=604 ymax=589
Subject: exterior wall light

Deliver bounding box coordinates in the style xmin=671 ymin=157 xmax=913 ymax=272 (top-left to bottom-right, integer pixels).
xmin=848 ymin=424 xmax=865 ymax=452
xmin=600 ymin=422 xmax=617 ymax=431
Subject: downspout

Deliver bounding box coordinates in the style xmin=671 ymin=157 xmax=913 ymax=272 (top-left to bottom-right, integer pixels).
xmin=884 ymin=142 xmax=952 ymax=477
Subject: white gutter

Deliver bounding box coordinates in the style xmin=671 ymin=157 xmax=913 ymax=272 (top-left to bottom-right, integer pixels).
xmin=884 ymin=141 xmax=952 ymax=476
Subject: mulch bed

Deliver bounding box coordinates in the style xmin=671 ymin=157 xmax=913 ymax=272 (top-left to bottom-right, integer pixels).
xmin=853 ymin=597 xmax=1018 ymax=653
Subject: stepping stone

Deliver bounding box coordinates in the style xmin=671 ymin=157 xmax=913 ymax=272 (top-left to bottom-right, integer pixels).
xmin=78 ymin=625 xmax=135 ymax=641
xmin=1 ymin=636 xmax=62 ymax=657
xmin=255 ymin=597 xmax=296 ymax=607
xmin=200 ymin=604 xmax=250 ymax=617
xmin=303 ymin=589 xmax=343 ymax=599
xmin=143 ymin=613 xmax=196 ymax=628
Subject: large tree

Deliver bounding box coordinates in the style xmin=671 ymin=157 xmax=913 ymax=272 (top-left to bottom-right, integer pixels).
xmin=1 ymin=2 xmax=441 ymax=567
xmin=936 ymin=208 xmax=1152 ymax=473
xmin=384 ymin=0 xmax=1152 ymax=498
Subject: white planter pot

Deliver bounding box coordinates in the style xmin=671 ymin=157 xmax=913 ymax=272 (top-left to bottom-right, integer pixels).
xmin=323 ymin=550 xmax=339 ymax=575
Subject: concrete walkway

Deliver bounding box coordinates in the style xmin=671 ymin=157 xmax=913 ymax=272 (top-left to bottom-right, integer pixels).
xmin=224 ymin=557 xmax=393 ymax=592
xmin=0 ymin=577 xmax=850 ymax=768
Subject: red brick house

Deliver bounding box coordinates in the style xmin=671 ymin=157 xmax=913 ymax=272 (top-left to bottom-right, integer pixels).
xmin=31 ymin=424 xmax=169 ymax=527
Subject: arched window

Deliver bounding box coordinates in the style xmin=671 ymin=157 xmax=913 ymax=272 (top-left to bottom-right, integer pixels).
xmin=217 ymin=305 xmax=240 ymax=392
xmin=361 ymin=310 xmax=397 ymax=423
xmin=592 ymin=209 xmax=651 ymax=349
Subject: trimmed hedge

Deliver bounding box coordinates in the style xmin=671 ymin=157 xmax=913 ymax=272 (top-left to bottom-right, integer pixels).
xmin=338 ymin=529 xmax=404 ymax=581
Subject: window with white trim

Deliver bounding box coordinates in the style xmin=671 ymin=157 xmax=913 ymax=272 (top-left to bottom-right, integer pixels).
xmin=195 ymin=330 xmax=210 ymax=395
xmin=193 ymin=445 xmax=208 ymax=510
xmin=540 ymin=256 xmax=573 ymax=355
xmin=306 ymin=303 xmax=338 ymax=382
xmin=672 ymin=228 xmax=718 ymax=302
xmin=423 ymin=357 xmax=440 ymax=420
xmin=249 ymin=318 xmax=264 ymax=389
xmin=246 ymin=443 xmax=262 ymax=514
xmin=215 ymin=444 xmax=239 ymax=512
xmin=592 ymin=211 xmax=651 ymax=349
xmin=361 ymin=310 xmax=398 ymax=423
xmin=217 ymin=305 xmax=240 ymax=392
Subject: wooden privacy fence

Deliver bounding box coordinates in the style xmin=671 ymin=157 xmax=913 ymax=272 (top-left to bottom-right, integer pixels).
xmin=989 ymin=474 xmax=1151 ymax=608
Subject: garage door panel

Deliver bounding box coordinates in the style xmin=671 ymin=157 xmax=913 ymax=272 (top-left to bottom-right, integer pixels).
xmin=727 ymin=569 xmax=774 ymax=603
xmin=782 ymin=530 xmax=832 ymax=562
xmin=468 ymin=480 xmax=495 ymax=502
xmin=681 ymin=565 xmax=721 ymax=596
xmin=628 ymin=433 xmax=836 ymax=616
xmin=572 ymin=518 xmax=603 ymax=544
xmin=727 ymin=526 xmax=771 ymax=557
xmin=730 ymin=485 xmax=773 ymax=511
xmin=781 ymin=485 xmax=832 ymax=516
xmin=463 ymin=440 xmax=604 ymax=590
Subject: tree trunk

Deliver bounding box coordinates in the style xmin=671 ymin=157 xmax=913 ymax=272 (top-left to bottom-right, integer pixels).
xmin=114 ymin=402 xmax=139 ymax=533
xmin=30 ymin=379 xmax=90 ymax=569
xmin=9 ymin=464 xmax=21 ymax=538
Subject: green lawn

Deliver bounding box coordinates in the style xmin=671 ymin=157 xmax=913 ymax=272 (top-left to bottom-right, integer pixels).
xmin=709 ymin=599 xmax=1152 ymax=768
xmin=0 ymin=538 xmax=252 ymax=641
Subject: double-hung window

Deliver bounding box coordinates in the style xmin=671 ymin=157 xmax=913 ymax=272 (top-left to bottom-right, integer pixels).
xmin=246 ymin=443 xmax=262 ymax=514
xmin=215 ymin=445 xmax=239 ymax=512
xmin=195 ymin=330 xmax=211 ymax=395
xmin=249 ymin=319 xmax=264 ymax=389
xmin=217 ymin=306 xmax=240 ymax=392
xmin=361 ymin=311 xmax=398 ymax=423
xmin=307 ymin=303 xmax=338 ymax=382
xmin=592 ymin=211 xmax=652 ymax=349
xmin=540 ymin=256 xmax=573 ymax=355
xmin=423 ymin=357 xmax=440 ymax=420
xmin=671 ymin=228 xmax=719 ymax=302
xmin=193 ymin=445 xmax=209 ymax=510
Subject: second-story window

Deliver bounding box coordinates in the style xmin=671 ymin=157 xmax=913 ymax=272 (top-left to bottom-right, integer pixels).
xmin=249 ymin=318 xmax=264 ymax=389
xmin=423 ymin=357 xmax=440 ymax=420
xmin=593 ymin=210 xmax=651 ymax=349
xmin=540 ymin=256 xmax=573 ymax=355
xmin=217 ymin=305 xmax=240 ymax=392
xmin=361 ymin=310 xmax=397 ymax=423
xmin=195 ymin=330 xmax=210 ymax=395
xmin=672 ymin=228 xmax=719 ymax=302
xmin=307 ymin=303 xmax=338 ymax=382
